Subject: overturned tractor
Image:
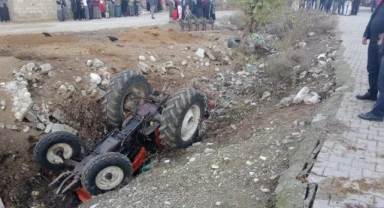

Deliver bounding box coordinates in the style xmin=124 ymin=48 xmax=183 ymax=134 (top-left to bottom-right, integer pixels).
xmin=34 ymin=71 xmax=209 ymax=202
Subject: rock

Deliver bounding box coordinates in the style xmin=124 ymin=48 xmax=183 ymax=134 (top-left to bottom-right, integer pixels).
xmin=259 ymin=156 xmax=267 ymax=161
xmin=244 ymin=100 xmax=252 ymax=105
xmin=299 ymin=121 xmax=306 ymax=126
xmin=150 ymin=56 xmax=156 ymax=62
xmin=164 ymin=201 xmax=171 ymax=205
xmin=205 ymin=51 xmax=216 ymax=61
xmin=260 ymin=187 xmax=271 ymax=193
xmin=312 ymin=114 xmax=326 ymax=123
xmin=204 ymin=148 xmax=214 ymax=153
xmin=299 ymin=71 xmax=307 ymax=80
xmin=260 ymin=91 xmax=271 ymax=101
xmin=40 ymin=63 xmax=52 ymax=74
xmin=246 ymin=161 xmax=254 ymax=166
xmin=298 ymin=42 xmax=307 ymax=49
xmin=196 ymin=48 xmax=205 ymax=59
xmin=293 ymin=87 xmax=309 ymax=104
xmin=81 ymin=90 xmax=87 ymax=96
xmin=90 ymin=73 xmax=102 ymax=84
xmin=282 ymin=138 xmax=294 ymax=144
xmin=32 ymin=104 xmax=40 ymax=111
xmin=36 ymin=123 xmax=45 ymax=131
xmin=308 ymin=32 xmax=316 ymax=37
xmin=235 ymin=80 xmax=243 ymax=85
xmin=164 ymin=61 xmax=174 ymax=69
xmin=52 ymin=109 xmax=66 ymax=122
xmin=253 ymin=178 xmax=260 ymax=183
xmin=139 ymin=56 xmax=146 ymax=61
xmin=189 ymin=157 xmax=196 ymax=162
xmin=23 ymin=126 xmax=30 ymax=133
xmin=211 ymin=164 xmax=219 ymax=169
xmin=51 ymin=123 xmax=77 ymax=134
xmin=48 ymin=71 xmax=57 ymax=78
xmin=215 ymin=201 xmax=222 ymax=206
xmin=57 ymin=85 xmax=68 ymax=95
xmin=45 ymin=123 xmax=54 ymax=133
xmin=138 ymin=62 xmax=149 ymax=74
xmin=182 ymin=60 xmax=188 ymax=66
xmin=335 ymin=86 xmax=349 ymax=92
xmin=87 ymin=60 xmax=93 ymax=67
xmin=0 ymin=123 xmax=4 ymax=128
xmin=25 ymin=111 xmax=38 ymax=122
xmin=92 ymin=59 xmax=104 ymax=68
xmin=0 ymin=100 xmax=5 ymax=110
xmin=205 ymin=62 xmax=210 ymax=67
xmin=303 ymin=92 xmax=320 ymax=104
xmin=230 ymin=124 xmax=237 ymax=130
xmin=164 ymin=159 xmax=170 ymax=163
xmin=279 ymin=97 xmax=292 ymax=106
xmin=68 ymin=85 xmax=75 ymax=92
xmin=75 ymin=76 xmax=82 ymax=83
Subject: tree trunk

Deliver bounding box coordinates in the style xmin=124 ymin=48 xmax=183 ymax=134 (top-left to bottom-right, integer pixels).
xmin=239 ymin=11 xmax=255 ymax=53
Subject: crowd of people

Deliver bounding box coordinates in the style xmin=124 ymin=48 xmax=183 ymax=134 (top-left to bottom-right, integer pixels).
xmin=167 ymin=0 xmax=216 ymax=21
xmin=0 ymin=0 xmax=10 ymax=22
xmin=294 ymin=0 xmax=364 ymax=15
xmin=56 ymin=0 xmax=167 ymax=22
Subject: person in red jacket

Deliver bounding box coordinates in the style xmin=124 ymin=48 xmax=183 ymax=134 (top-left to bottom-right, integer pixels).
xmin=93 ymin=0 xmax=102 ymax=19
xmin=100 ymin=0 xmax=105 ymax=17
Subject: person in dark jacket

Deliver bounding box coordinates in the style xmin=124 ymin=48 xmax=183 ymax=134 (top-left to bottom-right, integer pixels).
xmin=372 ymin=0 xmax=378 ymax=12
xmin=150 ymin=0 xmax=157 ymax=19
xmin=87 ymin=0 xmax=93 ymax=19
xmin=71 ymin=0 xmax=81 ymax=20
xmin=351 ymin=0 xmax=360 ymax=15
xmin=358 ymin=2 xmax=384 ymax=121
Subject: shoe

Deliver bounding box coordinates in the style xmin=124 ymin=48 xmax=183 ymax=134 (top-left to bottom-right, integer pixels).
xmin=358 ymin=111 xmax=384 ymax=122
xmin=356 ymin=92 xmax=377 ymax=101
xmin=152 ymin=17 xmax=155 ymax=19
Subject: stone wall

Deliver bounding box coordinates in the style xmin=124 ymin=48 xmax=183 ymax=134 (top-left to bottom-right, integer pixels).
xmin=8 ymin=0 xmax=72 ymax=22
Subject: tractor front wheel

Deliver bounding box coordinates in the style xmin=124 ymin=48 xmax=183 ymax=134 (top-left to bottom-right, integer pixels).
xmin=82 ymin=152 xmax=133 ymax=195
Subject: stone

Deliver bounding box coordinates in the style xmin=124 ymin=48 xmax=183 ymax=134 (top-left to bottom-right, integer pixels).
xmin=11 ymin=125 xmax=18 ymax=130
xmin=259 ymin=156 xmax=267 ymax=161
xmin=246 ymin=161 xmax=254 ymax=166
xmin=189 ymin=157 xmax=196 ymax=162
xmin=260 ymin=91 xmax=271 ymax=101
xmin=139 ymin=56 xmax=146 ymax=61
xmin=138 ymin=62 xmax=149 ymax=74
xmin=101 ymin=79 xmax=110 ymax=86
xmin=150 ymin=56 xmax=156 ymax=62
xmin=52 ymin=109 xmax=66 ymax=122
xmin=36 ymin=123 xmax=45 ymax=131
xmin=48 ymin=71 xmax=57 ymax=77
xmin=312 ymin=114 xmax=326 ymax=123
xmin=25 ymin=111 xmax=38 ymax=122
xmin=335 ymin=86 xmax=349 ymax=92
xmin=230 ymin=124 xmax=237 ymax=130
xmin=32 ymin=104 xmax=40 ymax=111
xmin=196 ymin=48 xmax=205 ymax=59
xmin=299 ymin=71 xmax=307 ymax=79
xmin=211 ymin=164 xmax=219 ymax=169
xmin=81 ymin=90 xmax=87 ymax=96
xmin=23 ymin=126 xmax=30 ymax=133
xmin=303 ymin=92 xmax=320 ymax=104
xmin=205 ymin=62 xmax=210 ymax=67
xmin=75 ymin=76 xmax=82 ymax=83
xmin=205 ymin=51 xmax=216 ymax=61
xmin=298 ymin=42 xmax=307 ymax=49
xmin=90 ymin=73 xmax=102 ymax=84
xmin=182 ymin=60 xmax=188 ymax=66
xmin=51 ymin=123 xmax=77 ymax=134
xmin=282 ymin=138 xmax=294 ymax=144
xmin=293 ymin=87 xmax=309 ymax=104
xmin=215 ymin=201 xmax=222 ymax=206
xmin=0 ymin=123 xmax=4 ymax=128
xmin=235 ymin=80 xmax=243 ymax=85
xmin=67 ymin=85 xmax=75 ymax=92
xmin=45 ymin=123 xmax=54 ymax=133
xmin=204 ymin=148 xmax=214 ymax=153
xmin=280 ymin=97 xmax=292 ymax=106
xmin=0 ymin=100 xmax=5 ymax=110
xmin=57 ymin=85 xmax=68 ymax=95
xmin=87 ymin=60 xmax=93 ymax=67
xmin=40 ymin=63 xmax=52 ymax=74
xmin=308 ymin=32 xmax=316 ymax=37
xmin=92 ymin=59 xmax=104 ymax=68
xmin=260 ymin=187 xmax=271 ymax=193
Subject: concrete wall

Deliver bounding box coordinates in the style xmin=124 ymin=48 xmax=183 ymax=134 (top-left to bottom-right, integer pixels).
xmin=8 ymin=0 xmax=72 ymax=22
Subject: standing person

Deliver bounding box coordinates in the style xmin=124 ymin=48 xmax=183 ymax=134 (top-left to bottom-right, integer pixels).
xmin=356 ymin=2 xmax=384 ymax=105
xmin=344 ymin=0 xmax=352 ymax=15
xmin=71 ymin=0 xmax=80 ymax=20
xmin=100 ymin=0 xmax=105 ymax=17
xmin=338 ymin=0 xmax=345 ymax=14
xmin=87 ymin=0 xmax=93 ymax=19
xmin=82 ymin=0 xmax=90 ymax=19
xmin=56 ymin=0 xmax=67 ymax=21
xmin=332 ymin=0 xmax=339 ymax=14
xmin=134 ymin=0 xmax=139 ymax=16
xmin=93 ymin=0 xmax=102 ymax=19
xmin=319 ymin=0 xmax=326 ymax=10
xmin=107 ymin=0 xmax=115 ymax=17
xmin=128 ymin=0 xmax=134 ymax=16
xmin=351 ymin=0 xmax=360 ymax=15
xmin=372 ymin=0 xmax=378 ymax=12
xmin=204 ymin=0 xmax=211 ymax=19
xmin=168 ymin=0 xmax=175 ymax=18
xmin=80 ymin=2 xmax=86 ymax=19
xmin=115 ymin=0 xmax=122 ymax=17
xmin=150 ymin=0 xmax=157 ymax=19
xmin=122 ymin=0 xmax=127 ymax=16
xmin=325 ymin=0 xmax=333 ymax=13
xmin=196 ymin=0 xmax=202 ymax=17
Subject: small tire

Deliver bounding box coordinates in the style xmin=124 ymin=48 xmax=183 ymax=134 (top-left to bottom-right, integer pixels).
xmin=160 ymin=88 xmax=205 ymax=149
xmin=82 ymin=152 xmax=133 ymax=196
xmin=34 ymin=131 xmax=82 ymax=171
xmin=228 ymin=37 xmax=241 ymax=48
xmin=102 ymin=70 xmax=151 ymax=128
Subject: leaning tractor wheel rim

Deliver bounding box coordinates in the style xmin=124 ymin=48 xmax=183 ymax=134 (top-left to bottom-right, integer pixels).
xmin=95 ymin=166 xmax=124 ymax=190
xmin=123 ymin=86 xmax=146 ymax=113
xmin=181 ymin=104 xmax=201 ymax=142
xmin=46 ymin=143 xmax=73 ymax=164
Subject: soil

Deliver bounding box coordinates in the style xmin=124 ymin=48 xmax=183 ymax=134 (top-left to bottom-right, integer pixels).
xmin=0 ymin=17 xmax=339 ymax=208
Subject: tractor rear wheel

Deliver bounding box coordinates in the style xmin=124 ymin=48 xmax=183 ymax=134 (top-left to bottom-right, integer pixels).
xmin=82 ymin=152 xmax=133 ymax=195
xmin=34 ymin=131 xmax=82 ymax=171
xmin=102 ymin=70 xmax=151 ymax=128
xmin=159 ymin=88 xmax=205 ymax=149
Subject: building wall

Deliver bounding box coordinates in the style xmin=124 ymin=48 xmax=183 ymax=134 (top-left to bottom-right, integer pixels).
xmin=8 ymin=0 xmax=72 ymax=22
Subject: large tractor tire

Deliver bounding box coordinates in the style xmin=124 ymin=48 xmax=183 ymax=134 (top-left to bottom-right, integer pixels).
xmin=102 ymin=71 xmax=151 ymax=128
xmin=34 ymin=132 xmax=82 ymax=171
xmin=82 ymin=152 xmax=133 ymax=196
xmin=160 ymin=88 xmax=205 ymax=149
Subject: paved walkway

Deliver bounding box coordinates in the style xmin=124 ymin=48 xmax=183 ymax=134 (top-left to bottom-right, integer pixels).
xmin=0 ymin=11 xmax=233 ymax=35
xmin=310 ymin=8 xmax=384 ymax=208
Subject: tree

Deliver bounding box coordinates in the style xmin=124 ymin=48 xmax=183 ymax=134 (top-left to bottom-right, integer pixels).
xmin=229 ymin=0 xmax=286 ymax=51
